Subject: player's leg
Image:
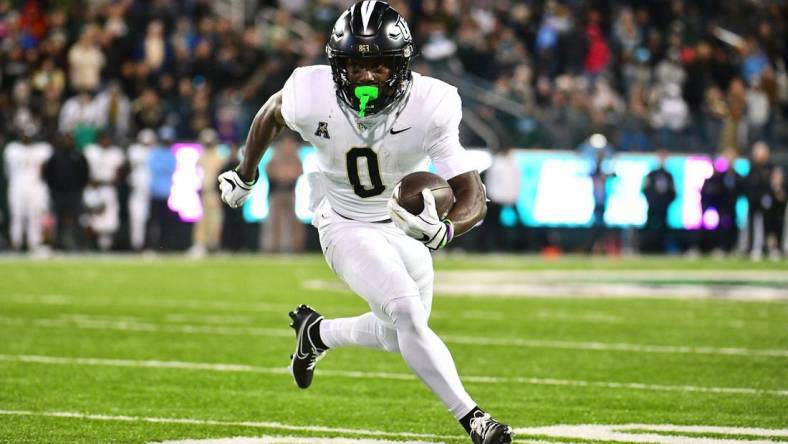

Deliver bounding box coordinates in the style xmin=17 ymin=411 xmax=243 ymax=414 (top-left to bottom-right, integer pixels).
xmin=128 ymin=193 xmax=147 ymax=250
xmin=384 ymin=226 xmax=514 ymax=442
xmin=315 ymin=220 xmax=410 ymax=353
xmin=317 ymin=219 xmax=476 ymax=418
xmin=319 ymin=311 xmax=399 ymax=352
xmin=8 ymin=185 xmax=25 ymax=250
xmin=25 ymin=190 xmax=45 ymax=250
xmin=288 ymin=212 xmax=402 ymax=389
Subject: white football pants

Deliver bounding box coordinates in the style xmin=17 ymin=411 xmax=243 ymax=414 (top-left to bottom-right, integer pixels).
xmin=128 ymin=190 xmax=149 ymax=250
xmin=8 ymin=181 xmax=48 ymax=250
xmin=313 ymin=201 xmax=476 ymax=419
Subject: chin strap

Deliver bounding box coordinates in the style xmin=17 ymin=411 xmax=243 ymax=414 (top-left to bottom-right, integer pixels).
xmin=354 ymin=85 xmax=379 ymax=117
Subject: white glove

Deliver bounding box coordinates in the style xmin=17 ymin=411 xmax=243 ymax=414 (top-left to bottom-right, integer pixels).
xmin=218 ymin=169 xmax=258 ymax=208
xmin=388 ymin=186 xmax=454 ymax=250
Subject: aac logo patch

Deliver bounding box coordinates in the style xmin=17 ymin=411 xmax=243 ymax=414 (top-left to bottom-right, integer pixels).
xmin=314 ymin=121 xmax=330 ymax=139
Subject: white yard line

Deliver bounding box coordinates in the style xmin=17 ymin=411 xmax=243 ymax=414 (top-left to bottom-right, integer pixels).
xmin=302 ymin=279 xmax=788 ymax=301
xmin=154 ymin=437 xmax=445 ymax=444
xmin=1 ymin=315 xmax=785 ymax=358
xmin=433 ymin=283 xmax=788 ymax=301
xmin=441 ymin=335 xmax=788 ymax=358
xmin=435 ymin=270 xmax=788 ymax=283
xmin=1 ymin=410 xmax=785 ymax=444
xmin=0 ymin=409 xmax=455 ymax=442
xmin=0 ymin=354 xmax=784 ymax=397
xmin=2 ymin=294 xmax=299 ymax=313
xmin=514 ymin=424 xmax=788 ymax=443
xmin=0 ymin=316 xmax=293 ymax=338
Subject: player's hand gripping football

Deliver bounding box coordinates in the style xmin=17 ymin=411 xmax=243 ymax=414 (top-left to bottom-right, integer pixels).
xmin=388 ymin=186 xmax=454 ymax=250
xmin=218 ymin=169 xmax=258 ymax=208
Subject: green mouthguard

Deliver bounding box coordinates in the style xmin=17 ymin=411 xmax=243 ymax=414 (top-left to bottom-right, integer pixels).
xmin=354 ymin=85 xmax=379 ymax=118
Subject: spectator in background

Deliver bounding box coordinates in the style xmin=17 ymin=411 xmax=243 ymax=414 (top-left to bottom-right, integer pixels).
xmin=740 ymin=36 xmax=769 ymax=87
xmin=744 ymin=141 xmax=775 ymax=261
xmin=137 ymin=20 xmax=170 ymax=75
xmin=127 ymin=129 xmax=156 ymax=251
xmin=720 ymin=78 xmax=747 ymax=153
xmin=641 ymin=150 xmax=676 ymax=253
xmin=39 ymin=84 xmax=64 ymax=141
xmin=43 ymin=132 xmax=89 ymax=251
xmin=148 ymin=126 xmax=177 ymax=251
xmin=612 ymin=7 xmax=641 ymax=53
xmin=30 ymin=57 xmax=65 ymax=98
xmin=132 ymin=87 xmax=166 ymax=134
xmin=481 ymin=147 xmax=522 ymax=252
xmin=746 ymin=75 xmax=771 ymax=147
xmin=83 ymin=131 xmax=125 ymax=251
xmin=95 ymin=81 xmax=131 ymax=144
xmin=766 ymin=166 xmax=786 ymax=260
xmin=58 ymin=90 xmax=102 ymax=149
xmin=67 ymin=26 xmax=104 ymax=93
xmin=3 ymin=125 xmax=52 ymax=253
xmin=651 ymin=82 xmax=688 ymax=149
xmin=9 ymin=80 xmax=37 ymax=138
xmin=684 ymin=41 xmax=714 ymax=148
xmin=584 ymin=11 xmax=610 ymax=79
xmin=190 ymin=129 xmax=224 ymax=256
xmin=263 ymin=132 xmax=304 ymax=253
xmin=700 ymin=148 xmax=743 ymax=254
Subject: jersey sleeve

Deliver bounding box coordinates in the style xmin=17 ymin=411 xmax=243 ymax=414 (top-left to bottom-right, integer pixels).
xmin=424 ymin=88 xmax=473 ymax=180
xmin=279 ymin=69 xmax=302 ymax=135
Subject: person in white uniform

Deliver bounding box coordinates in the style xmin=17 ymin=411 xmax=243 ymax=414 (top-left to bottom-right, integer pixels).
xmin=3 ymin=126 xmax=52 ymax=252
xmin=218 ymin=2 xmax=513 ymax=442
xmin=83 ymin=131 xmax=125 ymax=250
xmin=127 ymin=129 xmax=156 ymax=251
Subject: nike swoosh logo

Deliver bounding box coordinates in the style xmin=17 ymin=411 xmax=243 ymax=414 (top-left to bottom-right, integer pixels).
xmin=419 ymin=234 xmax=431 ymax=242
xmin=390 ymin=127 xmax=412 ymax=135
xmin=223 ymin=177 xmax=237 ymax=192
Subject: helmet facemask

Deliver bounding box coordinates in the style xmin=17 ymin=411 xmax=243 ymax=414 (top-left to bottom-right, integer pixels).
xmin=328 ymin=49 xmax=413 ymax=117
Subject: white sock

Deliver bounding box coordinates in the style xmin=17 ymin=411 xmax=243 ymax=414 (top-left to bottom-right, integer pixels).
xmin=320 ymin=312 xmax=399 ymax=352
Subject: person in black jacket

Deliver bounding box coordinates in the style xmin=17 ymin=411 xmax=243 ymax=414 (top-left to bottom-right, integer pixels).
xmin=700 ymin=148 xmax=743 ymax=253
xmin=641 ymin=150 xmax=676 ymax=252
xmin=43 ymin=133 xmax=89 ymax=251
xmin=744 ymin=141 xmax=775 ymax=261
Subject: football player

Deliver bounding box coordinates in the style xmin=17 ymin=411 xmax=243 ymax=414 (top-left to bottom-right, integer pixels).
xmin=4 ymin=125 xmax=52 ymax=253
xmin=218 ymin=1 xmax=514 ymax=442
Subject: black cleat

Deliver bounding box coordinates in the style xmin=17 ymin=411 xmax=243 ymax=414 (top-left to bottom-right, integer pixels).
xmin=469 ymin=412 xmax=514 ymax=444
xmin=288 ymin=304 xmax=326 ymax=389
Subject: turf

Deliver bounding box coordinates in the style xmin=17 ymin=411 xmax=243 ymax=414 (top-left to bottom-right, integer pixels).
xmin=0 ymin=254 xmax=785 ymax=443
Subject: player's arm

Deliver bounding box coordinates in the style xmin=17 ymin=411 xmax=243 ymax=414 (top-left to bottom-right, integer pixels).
xmin=237 ymin=91 xmax=285 ymax=181
xmin=218 ymin=90 xmax=285 ymax=208
xmin=446 ymin=170 xmax=486 ymax=236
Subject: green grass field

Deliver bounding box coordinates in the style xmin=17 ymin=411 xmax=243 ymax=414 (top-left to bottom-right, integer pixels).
xmin=0 ymin=255 xmax=786 ymax=443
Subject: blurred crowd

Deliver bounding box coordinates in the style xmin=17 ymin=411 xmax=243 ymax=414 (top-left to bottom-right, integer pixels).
xmin=412 ymin=0 xmax=788 ymax=152
xmin=0 ymin=0 xmax=786 ymax=255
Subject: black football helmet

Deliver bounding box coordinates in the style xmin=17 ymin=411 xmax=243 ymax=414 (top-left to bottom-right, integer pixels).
xmin=326 ymin=1 xmax=414 ymax=116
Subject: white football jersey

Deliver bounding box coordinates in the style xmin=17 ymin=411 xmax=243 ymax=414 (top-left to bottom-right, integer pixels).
xmin=3 ymin=142 xmax=52 ymax=188
xmin=280 ymin=65 xmax=472 ymax=222
xmin=84 ymin=144 xmax=125 ymax=183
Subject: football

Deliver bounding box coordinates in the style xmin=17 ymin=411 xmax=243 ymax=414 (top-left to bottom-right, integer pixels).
xmin=395 ymin=171 xmax=455 ymax=219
